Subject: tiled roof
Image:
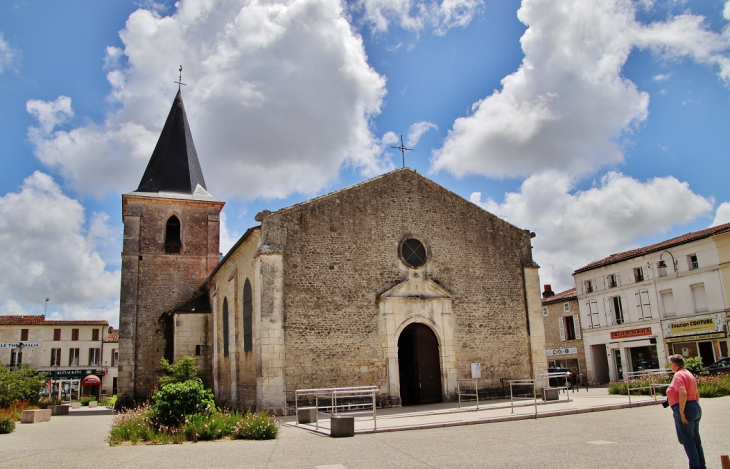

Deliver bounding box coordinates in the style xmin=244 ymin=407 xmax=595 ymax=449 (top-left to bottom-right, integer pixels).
xmin=542 ymin=288 xmax=577 ymax=305
xmin=105 ymin=328 xmax=119 ymax=342
xmin=0 ymin=315 xmax=108 ymax=326
xmin=573 ymin=222 xmax=730 ymax=275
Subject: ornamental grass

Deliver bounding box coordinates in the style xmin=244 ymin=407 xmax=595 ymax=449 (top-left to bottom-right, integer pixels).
xmin=608 ymin=372 xmax=730 ymax=397
xmin=108 ymin=405 xmax=278 ymax=445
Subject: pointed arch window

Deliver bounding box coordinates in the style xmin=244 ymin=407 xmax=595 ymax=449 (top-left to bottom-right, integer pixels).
xmin=243 ymin=279 xmax=253 ymax=351
xmin=222 ymin=297 xmax=229 ymax=358
xmin=165 ymin=215 xmax=182 ymax=253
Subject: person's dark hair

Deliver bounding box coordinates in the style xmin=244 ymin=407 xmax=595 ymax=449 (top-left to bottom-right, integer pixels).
xmin=669 ymin=354 xmax=685 ymax=368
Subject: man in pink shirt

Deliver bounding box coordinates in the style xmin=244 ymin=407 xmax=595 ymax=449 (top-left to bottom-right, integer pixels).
xmin=666 ymin=354 xmax=705 ymax=469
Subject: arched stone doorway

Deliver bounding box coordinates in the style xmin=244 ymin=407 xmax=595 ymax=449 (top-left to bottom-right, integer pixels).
xmin=398 ymin=323 xmax=443 ymax=405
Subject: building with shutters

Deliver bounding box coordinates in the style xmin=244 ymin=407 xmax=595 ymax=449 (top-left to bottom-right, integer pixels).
xmin=541 ymin=286 xmax=586 ymax=384
xmin=0 ymin=315 xmax=111 ymax=400
xmin=573 ymin=223 xmax=730 ymax=384
xmin=118 ymin=90 xmax=549 ymax=412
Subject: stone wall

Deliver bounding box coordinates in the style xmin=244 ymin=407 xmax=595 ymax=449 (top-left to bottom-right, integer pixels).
xmin=119 ymin=193 xmax=223 ymax=400
xmin=209 ymin=229 xmax=261 ymax=410
xmin=261 ymin=169 xmax=536 ymax=401
xmin=173 ymin=313 xmax=212 ymax=387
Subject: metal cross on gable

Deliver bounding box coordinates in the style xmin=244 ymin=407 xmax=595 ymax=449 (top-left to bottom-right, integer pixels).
xmin=391 ymin=134 xmax=413 ymax=168
xmin=174 ymin=65 xmax=187 ymax=90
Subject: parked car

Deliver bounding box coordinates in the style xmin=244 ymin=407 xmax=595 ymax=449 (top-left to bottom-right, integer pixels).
xmin=704 ymin=357 xmax=730 ymax=375
xmin=547 ymin=368 xmax=578 ymax=388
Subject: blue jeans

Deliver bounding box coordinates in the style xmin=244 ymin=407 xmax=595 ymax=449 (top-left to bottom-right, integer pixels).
xmin=672 ymin=401 xmax=705 ymax=469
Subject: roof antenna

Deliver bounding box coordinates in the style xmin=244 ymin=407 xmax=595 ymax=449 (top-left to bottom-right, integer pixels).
xmin=391 ymin=134 xmax=413 ymax=168
xmin=174 ymin=65 xmax=186 ymax=91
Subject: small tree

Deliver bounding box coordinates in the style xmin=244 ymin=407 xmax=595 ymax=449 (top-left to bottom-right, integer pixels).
xmin=158 ymin=356 xmax=200 ymax=388
xmin=0 ymin=365 xmax=47 ymax=408
xmin=684 ymin=357 xmax=707 ymax=375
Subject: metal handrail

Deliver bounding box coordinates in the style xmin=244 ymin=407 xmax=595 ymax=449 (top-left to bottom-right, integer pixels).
xmin=624 ymin=369 xmax=672 ymax=404
xmin=294 ymin=386 xmax=380 ymax=431
xmin=508 ymin=379 xmax=538 ymax=416
xmin=457 ymin=378 xmax=480 ymax=409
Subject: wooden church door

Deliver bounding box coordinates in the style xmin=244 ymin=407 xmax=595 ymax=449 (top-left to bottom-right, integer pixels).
xmin=398 ymin=323 xmax=443 ymax=405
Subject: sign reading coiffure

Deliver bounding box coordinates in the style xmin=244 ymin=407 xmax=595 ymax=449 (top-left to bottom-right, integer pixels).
xmin=664 ymin=313 xmax=724 ymax=338
xmin=610 ymin=327 xmax=652 ymax=340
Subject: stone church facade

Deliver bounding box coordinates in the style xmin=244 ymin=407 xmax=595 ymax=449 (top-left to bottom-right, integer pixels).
xmin=118 ymin=91 xmax=547 ymax=411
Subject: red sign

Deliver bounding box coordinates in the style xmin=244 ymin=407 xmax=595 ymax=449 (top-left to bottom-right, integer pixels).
xmin=610 ymin=327 xmax=652 ymax=340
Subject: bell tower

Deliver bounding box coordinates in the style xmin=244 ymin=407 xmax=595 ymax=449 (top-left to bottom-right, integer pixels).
xmin=118 ymin=90 xmax=224 ymax=401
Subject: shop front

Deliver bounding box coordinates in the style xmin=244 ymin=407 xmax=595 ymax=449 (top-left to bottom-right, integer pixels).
xmin=605 ymin=326 xmax=663 ymax=381
xmin=44 ymin=369 xmax=102 ymax=401
xmin=663 ymin=313 xmax=728 ymax=367
xmin=547 ymin=347 xmax=584 ymax=383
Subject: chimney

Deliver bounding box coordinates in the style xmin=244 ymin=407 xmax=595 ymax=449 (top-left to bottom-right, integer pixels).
xmin=542 ymin=284 xmax=555 ymax=299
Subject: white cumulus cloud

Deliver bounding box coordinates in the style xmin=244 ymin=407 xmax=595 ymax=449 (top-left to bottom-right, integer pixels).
xmin=433 ymin=0 xmax=730 ymax=179
xmin=351 ymin=0 xmax=483 ymax=35
xmin=712 ymin=202 xmax=730 ymax=227
xmin=0 ymin=172 xmax=120 ymax=324
xmin=0 ymin=32 xmax=16 ymax=73
xmin=27 ymin=0 xmax=389 ymax=201
xmin=471 ymin=171 xmax=714 ymax=291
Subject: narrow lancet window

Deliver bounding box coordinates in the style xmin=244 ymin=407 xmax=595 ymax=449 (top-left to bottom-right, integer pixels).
xmin=165 ymin=215 xmax=182 ymax=253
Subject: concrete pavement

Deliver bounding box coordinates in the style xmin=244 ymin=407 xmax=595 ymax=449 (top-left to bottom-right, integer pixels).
xmin=1 ymin=389 xmax=729 ymax=469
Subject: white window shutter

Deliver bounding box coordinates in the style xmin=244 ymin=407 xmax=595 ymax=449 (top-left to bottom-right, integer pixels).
xmin=640 ymin=290 xmax=652 ymax=318
xmin=616 ymin=274 xmax=622 ymax=286
xmin=559 ymin=317 xmax=566 ymax=341
xmin=573 ymin=314 xmax=581 ymax=340
xmin=603 ymin=297 xmax=614 ymax=326
xmin=635 ymin=291 xmax=643 ymax=320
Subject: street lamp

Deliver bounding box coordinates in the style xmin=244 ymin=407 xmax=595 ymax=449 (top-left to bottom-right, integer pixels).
xmin=44 ymin=297 xmax=50 ymax=316
xmin=657 ymin=251 xmax=676 ymax=277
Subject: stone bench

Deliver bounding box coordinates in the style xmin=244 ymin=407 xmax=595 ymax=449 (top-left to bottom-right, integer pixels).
xmin=48 ymin=404 xmax=70 ymax=415
xmin=330 ymin=415 xmax=354 ymax=438
xmin=88 ymin=401 xmax=97 ymax=408
xmin=70 ymin=401 xmax=81 ymax=409
xmin=21 ymin=409 xmax=52 ymax=423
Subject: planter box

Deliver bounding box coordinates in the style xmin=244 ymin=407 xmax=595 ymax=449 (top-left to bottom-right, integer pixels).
xmin=543 ymin=388 xmax=559 ymax=401
xmin=297 ymin=408 xmax=317 ymax=424
xmin=21 ymin=409 xmax=52 ymax=423
xmin=330 ymin=415 xmax=354 ymax=438
xmin=70 ymin=402 xmax=81 ymax=409
xmin=88 ymin=401 xmax=97 ymax=408
xmin=48 ymin=404 xmax=70 ymax=415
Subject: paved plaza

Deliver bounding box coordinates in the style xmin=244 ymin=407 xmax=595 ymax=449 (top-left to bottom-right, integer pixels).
xmin=1 ymin=390 xmax=729 ymax=468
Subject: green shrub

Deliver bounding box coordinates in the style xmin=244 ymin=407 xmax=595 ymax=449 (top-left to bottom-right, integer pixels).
xmin=159 ymin=356 xmax=202 ymax=388
xmin=684 ymin=357 xmax=707 ymax=375
xmin=80 ymin=396 xmax=97 ymax=406
xmin=0 ymin=415 xmax=16 ymax=434
xmin=231 ymin=411 xmax=279 ymax=440
xmin=0 ymin=366 xmax=47 ymax=407
xmin=151 ymin=379 xmax=215 ymax=428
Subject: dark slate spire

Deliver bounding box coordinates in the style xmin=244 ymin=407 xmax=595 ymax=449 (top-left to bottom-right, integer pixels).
xmin=136 ymin=90 xmax=207 ymax=194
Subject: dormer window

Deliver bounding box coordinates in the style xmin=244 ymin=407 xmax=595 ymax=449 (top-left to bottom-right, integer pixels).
xmin=165 ymin=216 xmax=182 ymax=254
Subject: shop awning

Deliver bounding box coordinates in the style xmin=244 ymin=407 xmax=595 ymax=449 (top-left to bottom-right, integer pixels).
xmin=81 ymin=375 xmax=101 ymax=386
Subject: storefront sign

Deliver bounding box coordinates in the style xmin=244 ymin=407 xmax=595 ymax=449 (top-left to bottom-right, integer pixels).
xmin=42 ymin=369 xmax=98 ymax=379
xmin=610 ymin=327 xmax=652 ymax=340
xmin=0 ymin=342 xmax=40 ymax=348
xmin=664 ymin=313 xmax=724 ymax=338
xmin=665 ymin=332 xmax=727 ymax=344
xmin=547 ymin=347 xmax=578 ymax=356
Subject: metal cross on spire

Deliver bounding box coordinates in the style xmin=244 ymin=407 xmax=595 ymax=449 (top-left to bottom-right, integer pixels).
xmin=391 ymin=134 xmax=413 ymax=168
xmin=174 ymin=65 xmax=187 ymax=91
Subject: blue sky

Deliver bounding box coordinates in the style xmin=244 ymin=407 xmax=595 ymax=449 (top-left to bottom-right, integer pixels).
xmin=1 ymin=0 xmax=729 ymax=326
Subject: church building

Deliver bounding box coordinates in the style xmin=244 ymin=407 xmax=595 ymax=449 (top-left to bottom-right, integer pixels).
xmin=118 ymin=91 xmax=548 ymax=412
